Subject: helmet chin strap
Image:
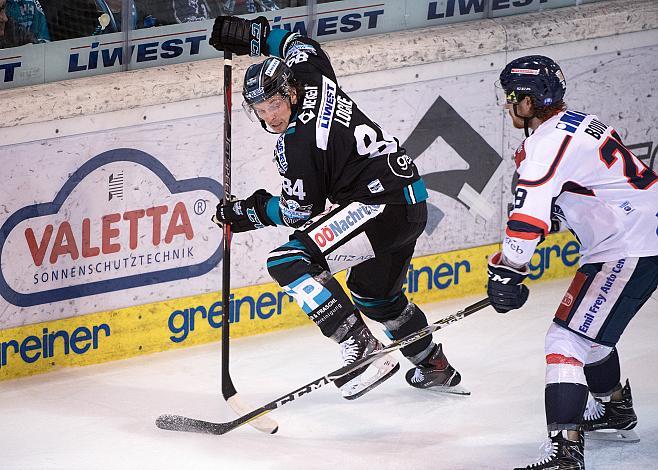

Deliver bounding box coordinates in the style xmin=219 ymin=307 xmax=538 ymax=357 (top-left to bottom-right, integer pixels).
xmin=512 ymin=104 xmax=532 ymax=138
xmin=260 ymin=120 xmax=279 ymax=134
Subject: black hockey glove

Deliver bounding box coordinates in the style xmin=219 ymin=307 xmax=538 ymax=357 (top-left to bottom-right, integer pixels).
xmin=487 ymin=252 xmax=529 ymax=313
xmin=209 ymin=15 xmax=270 ymax=56
xmin=212 ymin=189 xmax=275 ymax=233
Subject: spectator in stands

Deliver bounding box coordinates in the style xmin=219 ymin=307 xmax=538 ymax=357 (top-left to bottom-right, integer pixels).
xmin=131 ymin=0 xmax=214 ymax=26
xmin=0 ymin=0 xmax=38 ymax=48
xmin=145 ymin=0 xmax=282 ymax=23
xmin=276 ymin=1 xmax=342 ymax=6
xmin=0 ymin=0 xmax=7 ymax=37
xmin=42 ymin=0 xmax=125 ymax=41
xmin=6 ymin=0 xmax=49 ymax=42
xmin=219 ymin=0 xmax=280 ymax=14
xmin=174 ymin=0 xmax=218 ymax=22
xmin=102 ymin=0 xmax=157 ymax=32
xmin=132 ymin=0 xmax=309 ymax=29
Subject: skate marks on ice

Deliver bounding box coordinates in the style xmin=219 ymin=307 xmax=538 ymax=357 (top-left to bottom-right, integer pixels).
xmin=0 ymin=281 xmax=657 ymax=469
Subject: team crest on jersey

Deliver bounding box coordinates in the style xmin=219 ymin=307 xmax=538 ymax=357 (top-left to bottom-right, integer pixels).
xmin=280 ymin=197 xmax=313 ymax=225
xmin=274 ymin=135 xmax=288 ymax=174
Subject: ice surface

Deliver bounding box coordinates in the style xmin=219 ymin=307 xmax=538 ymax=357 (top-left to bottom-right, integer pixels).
xmin=1 ymin=278 xmax=656 ymax=469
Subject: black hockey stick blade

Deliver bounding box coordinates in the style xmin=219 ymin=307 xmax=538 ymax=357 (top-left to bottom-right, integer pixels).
xmin=155 ymin=298 xmax=490 ymax=436
xmin=156 ymin=412 xmax=274 ymax=436
xmin=156 ymin=376 xmax=331 ymax=435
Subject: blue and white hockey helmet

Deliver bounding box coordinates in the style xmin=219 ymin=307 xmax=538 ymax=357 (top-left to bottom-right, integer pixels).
xmin=499 ymin=55 xmax=566 ymax=108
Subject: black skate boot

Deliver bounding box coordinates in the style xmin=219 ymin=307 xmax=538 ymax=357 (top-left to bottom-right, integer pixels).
xmin=404 ymin=343 xmax=469 ymax=395
xmin=583 ymin=379 xmax=639 ymax=442
xmin=514 ymin=430 xmax=584 ymax=470
xmin=334 ymin=322 xmax=399 ymax=400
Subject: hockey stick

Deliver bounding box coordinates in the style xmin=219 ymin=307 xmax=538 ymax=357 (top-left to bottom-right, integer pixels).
xmin=156 ymin=298 xmax=490 ymax=436
xmin=219 ymin=50 xmax=278 ymax=435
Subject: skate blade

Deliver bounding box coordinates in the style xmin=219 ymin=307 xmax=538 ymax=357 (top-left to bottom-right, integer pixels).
xmin=585 ymin=428 xmax=640 ymax=443
xmin=342 ymin=357 xmax=400 ymax=400
xmin=422 ymin=384 xmax=471 ymax=396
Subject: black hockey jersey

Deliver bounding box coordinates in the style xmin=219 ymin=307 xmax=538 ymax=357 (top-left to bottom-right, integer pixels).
xmin=261 ymin=30 xmax=428 ymax=228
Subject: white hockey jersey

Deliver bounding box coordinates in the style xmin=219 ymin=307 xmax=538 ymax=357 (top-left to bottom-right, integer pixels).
xmin=503 ymin=109 xmax=658 ymax=266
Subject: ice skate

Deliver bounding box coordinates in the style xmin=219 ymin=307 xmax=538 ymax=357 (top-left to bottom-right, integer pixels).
xmin=583 ymin=379 xmax=639 ymax=443
xmin=404 ymin=343 xmax=470 ymax=395
xmin=514 ymin=430 xmax=584 ymax=470
xmin=334 ymin=323 xmax=399 ymax=400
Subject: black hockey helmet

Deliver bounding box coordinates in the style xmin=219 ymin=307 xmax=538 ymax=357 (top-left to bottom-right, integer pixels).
xmin=499 ymin=55 xmax=566 ymax=108
xmin=242 ymin=57 xmax=293 ymax=114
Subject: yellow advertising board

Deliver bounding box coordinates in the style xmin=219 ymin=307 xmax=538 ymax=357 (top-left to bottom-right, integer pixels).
xmin=0 ymin=232 xmax=580 ymax=380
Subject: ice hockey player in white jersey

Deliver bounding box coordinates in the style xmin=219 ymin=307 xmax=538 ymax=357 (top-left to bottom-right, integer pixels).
xmin=486 ymin=55 xmax=658 ymax=469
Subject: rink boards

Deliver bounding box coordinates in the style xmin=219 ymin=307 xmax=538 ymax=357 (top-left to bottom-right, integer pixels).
xmin=1 ymin=1 xmax=656 ymax=381
xmin=0 ymin=231 xmax=579 ymax=380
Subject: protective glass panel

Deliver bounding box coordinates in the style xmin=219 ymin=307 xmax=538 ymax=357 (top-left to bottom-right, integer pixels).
xmin=0 ymin=0 xmax=610 ymax=89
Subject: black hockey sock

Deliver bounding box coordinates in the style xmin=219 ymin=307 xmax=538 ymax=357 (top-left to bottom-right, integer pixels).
xmin=545 ymin=382 xmax=589 ymax=428
xmin=584 ymin=347 xmax=621 ymax=396
xmin=353 ymin=294 xmax=433 ymax=361
xmin=381 ymin=302 xmax=433 ymax=362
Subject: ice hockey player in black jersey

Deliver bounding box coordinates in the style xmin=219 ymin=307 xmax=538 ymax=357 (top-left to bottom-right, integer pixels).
xmin=209 ymin=15 xmax=467 ymax=399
